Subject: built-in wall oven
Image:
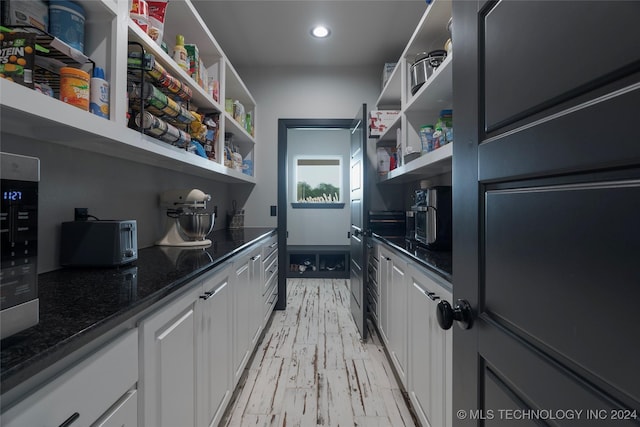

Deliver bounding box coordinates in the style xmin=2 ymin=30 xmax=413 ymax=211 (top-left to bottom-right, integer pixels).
xmin=1 ymin=152 xmax=40 ymax=339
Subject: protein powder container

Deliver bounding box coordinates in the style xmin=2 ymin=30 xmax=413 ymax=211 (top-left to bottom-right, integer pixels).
xmin=49 ymin=1 xmax=85 ymax=53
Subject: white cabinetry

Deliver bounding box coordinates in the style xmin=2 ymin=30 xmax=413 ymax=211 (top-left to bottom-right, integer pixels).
xmin=1 ymin=329 xmax=138 ymax=427
xmin=375 ymin=241 xmax=453 ymax=427
xmin=197 ymin=266 xmax=233 ymax=427
xmin=139 ymin=263 xmax=236 ymax=427
xmin=262 ymin=235 xmax=279 ymax=323
xmin=92 ymin=390 xmax=138 ymax=427
xmin=0 ymin=0 xmax=257 ymax=183
xmin=375 ymin=0 xmax=453 ymax=184
xmin=378 ymin=247 xmax=391 ymax=344
xmin=378 ymin=245 xmax=409 ymax=389
xmin=139 ymin=284 xmax=201 ymax=427
xmin=407 ymin=264 xmax=452 ymax=427
xmin=127 ymin=0 xmax=257 ymax=179
xmin=232 ymin=246 xmax=262 ymax=383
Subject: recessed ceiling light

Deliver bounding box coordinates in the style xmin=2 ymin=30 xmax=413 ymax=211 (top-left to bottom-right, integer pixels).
xmin=311 ymin=25 xmax=331 ymax=38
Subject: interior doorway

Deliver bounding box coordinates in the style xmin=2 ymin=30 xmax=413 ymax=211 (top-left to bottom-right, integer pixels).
xmin=276 ymin=119 xmax=352 ymax=310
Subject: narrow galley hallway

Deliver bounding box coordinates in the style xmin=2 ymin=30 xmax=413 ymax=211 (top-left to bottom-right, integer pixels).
xmin=222 ymin=278 xmax=416 ymax=427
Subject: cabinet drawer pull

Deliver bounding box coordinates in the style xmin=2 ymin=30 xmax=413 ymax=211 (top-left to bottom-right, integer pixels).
xmin=59 ymin=412 xmax=80 ymax=427
xmin=200 ymin=291 xmax=214 ymax=300
xmin=424 ymin=290 xmax=440 ymax=301
xmin=269 ymin=242 xmax=277 ymax=249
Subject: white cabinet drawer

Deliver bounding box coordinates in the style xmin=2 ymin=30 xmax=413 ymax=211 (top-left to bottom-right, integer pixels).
xmin=91 ymin=390 xmax=137 ymax=427
xmin=261 ymin=235 xmax=278 ymax=261
xmin=262 ymin=255 xmax=278 ymax=295
xmin=2 ymin=329 xmax=138 ymax=427
xmin=263 ymin=278 xmax=278 ymax=321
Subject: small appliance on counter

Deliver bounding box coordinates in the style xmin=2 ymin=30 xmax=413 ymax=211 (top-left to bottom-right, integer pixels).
xmin=1 ymin=152 xmax=40 ymax=339
xmin=61 ymin=220 xmax=138 ymax=267
xmin=368 ymin=211 xmax=406 ymax=238
xmin=405 ymin=210 xmax=416 ymax=240
xmin=412 ymin=181 xmax=452 ymax=250
xmin=156 ymin=189 xmax=215 ymax=247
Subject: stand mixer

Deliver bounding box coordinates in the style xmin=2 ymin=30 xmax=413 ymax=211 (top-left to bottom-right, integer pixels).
xmin=156 ymin=189 xmax=215 ymax=247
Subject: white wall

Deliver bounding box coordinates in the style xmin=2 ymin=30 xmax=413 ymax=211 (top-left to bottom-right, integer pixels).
xmin=287 ymin=128 xmax=351 ymax=246
xmin=234 ymin=65 xmax=381 ymax=229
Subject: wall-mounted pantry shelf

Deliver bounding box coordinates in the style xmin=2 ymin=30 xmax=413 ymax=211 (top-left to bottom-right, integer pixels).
xmin=379 ymin=143 xmax=452 ymax=184
xmin=1 ymin=0 xmax=258 ymax=185
xmin=374 ymin=0 xmax=453 ymax=184
xmin=127 ymin=23 xmax=223 ymax=114
xmin=0 ymin=80 xmax=254 ymax=184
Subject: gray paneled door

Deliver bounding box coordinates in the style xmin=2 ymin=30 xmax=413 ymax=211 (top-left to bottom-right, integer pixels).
xmin=451 ymin=1 xmax=640 ymax=425
xmin=350 ymin=104 xmax=368 ymax=340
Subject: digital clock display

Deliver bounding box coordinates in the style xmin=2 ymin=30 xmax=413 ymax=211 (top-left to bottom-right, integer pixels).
xmin=3 ymin=190 xmax=23 ymax=201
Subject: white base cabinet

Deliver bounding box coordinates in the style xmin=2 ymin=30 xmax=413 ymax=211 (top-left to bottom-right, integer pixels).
xmin=374 ymin=241 xmax=453 ymax=427
xmin=139 ymin=284 xmax=201 ymax=427
xmin=198 ymin=268 xmax=233 ymax=427
xmin=232 ymin=246 xmax=263 ymax=384
xmin=407 ymin=264 xmax=452 ymax=427
xmin=1 ymin=330 xmax=138 ymax=427
xmin=1 ymin=233 xmax=278 ymax=427
xmin=378 ymin=245 xmax=409 ymax=389
xmin=138 ymin=263 xmax=236 ymax=427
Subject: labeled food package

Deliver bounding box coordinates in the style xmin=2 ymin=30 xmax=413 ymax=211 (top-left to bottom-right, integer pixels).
xmin=184 ymin=43 xmax=199 ymax=82
xmin=233 ymin=100 xmax=245 ymax=125
xmin=2 ymin=0 xmax=49 ymax=32
xmin=59 ymin=66 xmax=90 ymax=110
xmin=89 ymin=67 xmax=109 ymax=118
xmin=198 ymin=57 xmax=207 ymax=89
xmin=369 ymin=110 xmax=400 ymax=137
xmin=129 ymin=0 xmax=149 ymax=33
xmin=202 ymin=113 xmax=219 ymax=161
xmin=188 ymin=111 xmax=207 ymax=141
xmin=209 ymin=79 xmax=219 ymax=102
xmin=147 ymin=0 xmax=168 ymax=45
xmin=0 ymin=32 xmax=35 ymax=88
xmin=49 ymin=0 xmax=85 ymax=54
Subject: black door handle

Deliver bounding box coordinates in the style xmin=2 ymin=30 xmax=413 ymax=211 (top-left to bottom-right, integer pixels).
xmin=436 ymin=299 xmax=473 ymax=330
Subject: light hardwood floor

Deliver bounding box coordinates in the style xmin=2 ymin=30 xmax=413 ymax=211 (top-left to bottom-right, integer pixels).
xmin=221 ymin=278 xmax=417 ymax=427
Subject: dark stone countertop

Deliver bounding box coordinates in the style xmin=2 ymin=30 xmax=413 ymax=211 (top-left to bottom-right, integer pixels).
xmin=0 ymin=227 xmax=276 ymax=395
xmin=373 ymin=234 xmax=452 ymax=283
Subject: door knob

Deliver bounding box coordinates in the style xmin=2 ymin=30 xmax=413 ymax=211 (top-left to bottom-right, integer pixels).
xmin=436 ymin=299 xmax=473 ymax=330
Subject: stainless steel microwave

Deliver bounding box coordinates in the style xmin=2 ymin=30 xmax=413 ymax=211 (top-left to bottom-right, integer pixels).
xmin=1 ymin=152 xmax=40 ymax=339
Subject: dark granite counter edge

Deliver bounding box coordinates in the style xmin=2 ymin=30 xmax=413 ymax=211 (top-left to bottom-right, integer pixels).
xmin=372 ymin=234 xmax=453 ymax=284
xmin=0 ymin=228 xmax=276 ymax=397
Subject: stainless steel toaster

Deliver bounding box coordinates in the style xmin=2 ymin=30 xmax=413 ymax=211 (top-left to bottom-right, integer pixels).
xmin=61 ymin=220 xmax=138 ymax=267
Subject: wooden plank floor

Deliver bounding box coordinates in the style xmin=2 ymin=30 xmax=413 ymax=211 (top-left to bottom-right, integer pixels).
xmin=221 ymin=278 xmax=417 ymax=427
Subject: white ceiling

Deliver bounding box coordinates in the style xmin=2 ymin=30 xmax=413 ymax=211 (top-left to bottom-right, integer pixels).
xmin=192 ymin=0 xmax=428 ymax=68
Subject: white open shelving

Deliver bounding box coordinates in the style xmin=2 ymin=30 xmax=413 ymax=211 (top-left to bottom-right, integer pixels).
xmin=375 ymin=0 xmax=453 ymax=184
xmin=0 ymin=0 xmax=257 ymax=184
